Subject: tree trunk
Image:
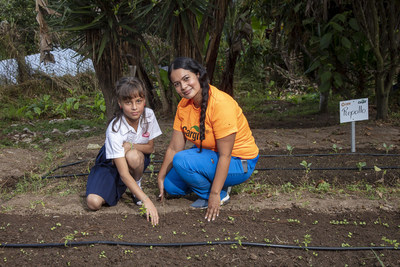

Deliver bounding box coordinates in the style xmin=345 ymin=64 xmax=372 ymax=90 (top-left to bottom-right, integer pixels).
xmin=219 ymin=50 xmax=239 ymax=96
xmin=375 ymin=72 xmax=389 ymax=120
xmin=15 ymin=48 xmax=30 ymax=84
xmin=139 ymin=35 xmax=170 ymax=113
xmin=204 ymin=0 xmax=230 ymax=82
xmin=319 ymin=90 xmax=329 ymax=113
xmin=91 ymin=37 xmax=124 ymax=121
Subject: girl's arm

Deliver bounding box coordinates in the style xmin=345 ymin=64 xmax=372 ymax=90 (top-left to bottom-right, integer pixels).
xmin=157 ymin=130 xmax=186 ymax=201
xmin=113 ymin=157 xmax=159 ymax=226
xmin=123 ymin=139 xmax=155 ymax=155
xmin=205 ymin=133 xmax=236 ymax=222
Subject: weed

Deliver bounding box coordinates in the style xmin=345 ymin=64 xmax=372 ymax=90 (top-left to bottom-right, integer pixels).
xmin=29 ymin=200 xmax=45 ymax=209
xmin=315 ymin=180 xmax=331 ymax=193
xmin=281 ymin=182 xmax=295 ymax=193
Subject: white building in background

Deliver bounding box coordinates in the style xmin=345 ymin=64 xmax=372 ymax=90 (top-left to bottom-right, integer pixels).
xmin=0 ymin=48 xmax=95 ymax=84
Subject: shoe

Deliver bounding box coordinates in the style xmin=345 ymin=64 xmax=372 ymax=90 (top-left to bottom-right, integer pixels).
xmin=190 ymin=194 xmax=230 ymax=209
xmin=132 ymin=196 xmax=142 ymax=206
xmin=220 ymin=194 xmax=230 ymax=206
xmin=190 ymin=198 xmax=208 ymax=209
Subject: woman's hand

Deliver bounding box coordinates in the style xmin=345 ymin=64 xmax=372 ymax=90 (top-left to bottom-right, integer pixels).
xmin=143 ymin=198 xmax=159 ymax=226
xmin=205 ymin=193 xmax=220 ymax=222
xmin=157 ymin=177 xmax=165 ymax=202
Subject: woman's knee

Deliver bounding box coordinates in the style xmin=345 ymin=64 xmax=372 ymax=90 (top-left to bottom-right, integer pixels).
xmin=86 ymin=194 xmax=104 ymax=210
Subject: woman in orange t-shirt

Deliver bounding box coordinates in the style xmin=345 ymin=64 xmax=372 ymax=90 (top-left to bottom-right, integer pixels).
xmin=157 ymin=57 xmax=259 ymax=221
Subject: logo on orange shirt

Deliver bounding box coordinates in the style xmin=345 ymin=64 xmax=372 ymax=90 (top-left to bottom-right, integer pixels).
xmin=182 ymin=125 xmax=200 ymax=141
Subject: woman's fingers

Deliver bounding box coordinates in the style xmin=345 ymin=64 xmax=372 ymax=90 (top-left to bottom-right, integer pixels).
xmin=205 ymin=196 xmax=220 ymax=221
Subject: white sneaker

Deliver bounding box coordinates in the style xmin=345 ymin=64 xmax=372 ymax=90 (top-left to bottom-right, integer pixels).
xmin=220 ymin=194 xmax=230 ymax=205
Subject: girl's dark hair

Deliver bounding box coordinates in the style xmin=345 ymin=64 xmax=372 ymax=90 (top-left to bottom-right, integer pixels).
xmin=111 ymin=76 xmax=148 ymax=133
xmin=168 ymin=57 xmax=210 ymax=152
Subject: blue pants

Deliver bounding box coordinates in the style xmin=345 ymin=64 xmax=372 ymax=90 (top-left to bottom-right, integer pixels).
xmin=164 ymin=147 xmax=259 ymax=200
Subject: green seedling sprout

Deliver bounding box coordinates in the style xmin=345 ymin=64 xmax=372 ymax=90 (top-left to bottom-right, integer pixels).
xmin=300 ymin=160 xmax=312 ymax=174
xmin=356 ymin=161 xmax=366 ymax=171
xmin=383 ymin=143 xmax=393 ymax=154
xmin=286 ymin=144 xmax=294 ymax=155
xmin=374 ymin=165 xmax=387 ymax=183
xmin=332 ymin=144 xmax=342 ymax=153
xmin=139 ymin=204 xmax=147 ymax=216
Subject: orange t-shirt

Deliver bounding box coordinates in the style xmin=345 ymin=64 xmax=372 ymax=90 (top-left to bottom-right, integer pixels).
xmin=173 ymin=84 xmax=259 ymax=159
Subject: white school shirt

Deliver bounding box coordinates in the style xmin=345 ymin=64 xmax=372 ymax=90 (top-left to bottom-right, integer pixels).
xmin=105 ymin=107 xmax=162 ymax=159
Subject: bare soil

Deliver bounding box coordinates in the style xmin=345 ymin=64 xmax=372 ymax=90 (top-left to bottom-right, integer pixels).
xmin=1 ymin=111 xmax=400 ymax=266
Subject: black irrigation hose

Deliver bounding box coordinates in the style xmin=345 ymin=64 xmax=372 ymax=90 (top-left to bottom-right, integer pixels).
xmin=41 ymin=160 xmax=89 ymax=179
xmin=40 ymin=153 xmax=400 ymax=179
xmin=1 ymin=240 xmax=399 ymax=251
xmin=257 ymin=166 xmax=400 ymax=171
xmin=260 ymin=153 xmax=400 ymax=157
xmin=41 ymin=166 xmax=400 ymax=179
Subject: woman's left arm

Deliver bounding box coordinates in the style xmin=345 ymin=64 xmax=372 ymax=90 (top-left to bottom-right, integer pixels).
xmin=205 ymin=133 xmax=236 ymax=222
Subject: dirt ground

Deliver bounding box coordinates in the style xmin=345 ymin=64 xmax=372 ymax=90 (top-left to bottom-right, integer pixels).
xmin=1 ymin=112 xmax=400 ymax=266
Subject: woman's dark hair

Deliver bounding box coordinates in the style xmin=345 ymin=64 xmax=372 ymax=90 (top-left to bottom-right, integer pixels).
xmin=111 ymin=76 xmax=148 ymax=133
xmin=168 ymin=57 xmax=210 ymax=152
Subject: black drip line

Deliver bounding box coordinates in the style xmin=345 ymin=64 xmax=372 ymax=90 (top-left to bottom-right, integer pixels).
xmin=41 ymin=153 xmax=400 ymax=179
xmin=1 ymin=240 xmax=399 ymax=251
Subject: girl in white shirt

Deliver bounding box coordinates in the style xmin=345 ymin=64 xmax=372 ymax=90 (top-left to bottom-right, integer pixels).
xmin=86 ymin=77 xmax=162 ymax=226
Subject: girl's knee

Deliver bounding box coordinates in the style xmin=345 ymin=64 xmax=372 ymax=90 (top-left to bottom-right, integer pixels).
xmin=125 ymin=149 xmax=144 ymax=168
xmin=86 ymin=194 xmax=104 ymax=211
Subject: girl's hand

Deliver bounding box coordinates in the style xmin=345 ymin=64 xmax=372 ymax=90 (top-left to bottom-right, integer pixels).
xmin=205 ymin=193 xmax=220 ymax=222
xmin=143 ymin=198 xmax=159 ymax=226
xmin=122 ymin=142 xmax=133 ymax=154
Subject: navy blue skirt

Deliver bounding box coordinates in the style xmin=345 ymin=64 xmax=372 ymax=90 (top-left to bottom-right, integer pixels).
xmin=86 ymin=145 xmax=150 ymax=206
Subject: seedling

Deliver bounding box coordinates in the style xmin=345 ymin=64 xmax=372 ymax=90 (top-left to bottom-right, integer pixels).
xmin=383 ymin=143 xmax=393 ymax=154
xmin=287 ymin=218 xmax=301 ymax=224
xmin=356 ymin=161 xmax=366 ymax=171
xmin=300 ymin=160 xmax=312 ymax=174
xmin=99 ymin=251 xmax=107 ymax=258
xmin=139 ymin=204 xmax=147 ymax=216
xmin=124 ymin=249 xmax=133 ymax=255
xmin=148 ymin=154 xmax=156 ymax=177
xmin=286 ymin=144 xmax=294 ymax=155
xmin=332 ymin=144 xmax=342 ymax=153
xmin=374 ymin=165 xmax=387 ymax=182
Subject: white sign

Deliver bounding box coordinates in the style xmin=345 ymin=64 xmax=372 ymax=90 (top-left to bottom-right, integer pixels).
xmin=339 ymin=98 xmax=369 ymax=123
